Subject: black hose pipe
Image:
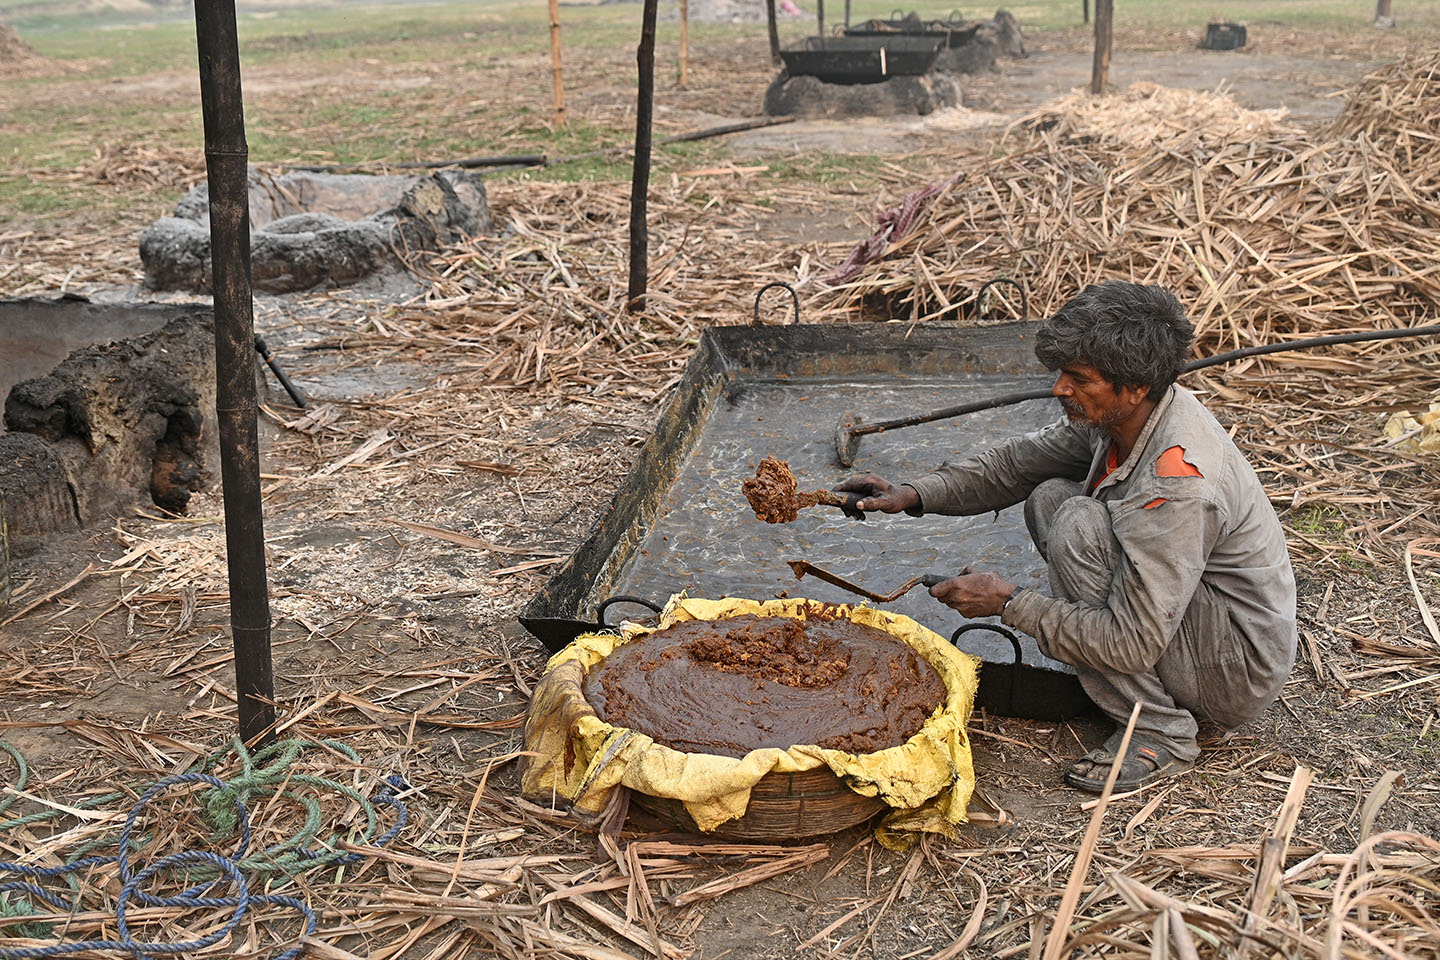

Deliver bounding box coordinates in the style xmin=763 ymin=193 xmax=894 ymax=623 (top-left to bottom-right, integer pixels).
xmin=834 ymin=322 xmax=1440 ymax=465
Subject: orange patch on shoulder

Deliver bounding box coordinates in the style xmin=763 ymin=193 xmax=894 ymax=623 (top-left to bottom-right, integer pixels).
xmin=1156 ymin=446 xmax=1203 ymax=478
xmin=1143 ymin=497 xmax=1167 ymax=510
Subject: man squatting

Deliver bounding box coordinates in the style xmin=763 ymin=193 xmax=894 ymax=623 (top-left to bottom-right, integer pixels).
xmin=842 ymin=282 xmax=1298 ymax=792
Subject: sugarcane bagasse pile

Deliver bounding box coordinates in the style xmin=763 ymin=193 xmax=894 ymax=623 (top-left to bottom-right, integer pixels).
xmin=584 ymin=613 xmax=944 ymax=758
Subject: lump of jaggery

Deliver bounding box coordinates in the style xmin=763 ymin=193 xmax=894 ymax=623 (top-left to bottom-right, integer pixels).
xmin=584 ymin=614 xmax=945 ymax=758
xmin=742 ymin=456 xmax=800 ymax=524
xmin=686 ymin=616 xmax=851 ymax=687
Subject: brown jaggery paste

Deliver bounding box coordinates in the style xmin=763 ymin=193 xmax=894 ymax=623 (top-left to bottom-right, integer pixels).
xmin=742 ymin=456 xmax=801 ymax=524
xmin=584 ymin=614 xmax=945 ymax=758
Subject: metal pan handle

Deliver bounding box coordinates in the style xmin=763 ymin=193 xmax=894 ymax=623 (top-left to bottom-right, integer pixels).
xmin=951 ymin=622 xmax=1024 ymax=714
xmin=753 ymin=280 xmax=801 ymax=325
xmin=976 ymin=276 xmax=1028 ymax=321
xmin=595 ymin=595 xmax=663 ymax=627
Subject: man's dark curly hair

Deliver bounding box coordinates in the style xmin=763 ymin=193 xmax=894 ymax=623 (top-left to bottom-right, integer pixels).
xmin=1034 ymin=282 xmax=1195 ymax=397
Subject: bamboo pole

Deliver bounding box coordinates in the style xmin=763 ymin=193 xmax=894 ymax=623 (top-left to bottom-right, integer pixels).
xmin=1090 ymin=0 xmax=1112 ymax=95
xmin=765 ymin=0 xmax=780 ymax=64
xmin=679 ymin=0 xmax=688 ymax=87
xmin=547 ymin=0 xmax=565 ymax=127
xmin=192 ymin=0 xmax=275 ymax=747
xmin=627 ymin=0 xmax=659 ymax=313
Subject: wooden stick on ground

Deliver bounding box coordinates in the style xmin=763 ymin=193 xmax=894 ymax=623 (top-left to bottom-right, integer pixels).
xmin=0 ymin=563 xmax=97 ymax=627
xmin=1041 ymin=700 xmax=1142 ymax=960
xmin=1239 ymin=764 xmax=1313 ymax=954
xmin=670 ymin=844 xmax=829 ymax=906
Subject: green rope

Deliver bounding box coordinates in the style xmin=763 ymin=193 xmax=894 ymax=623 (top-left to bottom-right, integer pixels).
xmin=0 ymin=748 xmax=57 ymax=939
xmin=0 ymin=741 xmax=29 ymax=820
xmin=197 ymin=738 xmax=388 ymax=879
xmin=0 ymin=892 xmax=53 ymax=939
xmin=0 ymin=736 xmax=397 ymax=892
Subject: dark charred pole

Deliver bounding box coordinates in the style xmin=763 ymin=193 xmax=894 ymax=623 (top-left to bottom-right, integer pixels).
xmin=193 ymin=0 xmax=275 ymax=746
xmin=626 ymin=0 xmax=659 ymax=313
xmin=816 ymin=0 xmax=824 ymax=40
xmin=1090 ymin=0 xmax=1112 ymax=95
xmin=765 ymin=0 xmax=781 ymax=64
xmin=1083 ymin=0 xmax=1089 ymax=25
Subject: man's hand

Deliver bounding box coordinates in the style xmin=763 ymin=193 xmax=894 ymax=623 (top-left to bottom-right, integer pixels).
xmin=930 ymin=570 xmax=1017 ymax=618
xmin=834 ymin=474 xmax=920 ymax=514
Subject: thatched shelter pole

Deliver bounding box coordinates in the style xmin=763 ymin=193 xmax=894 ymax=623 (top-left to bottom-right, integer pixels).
xmin=679 ymin=0 xmax=689 ymax=86
xmin=1090 ymin=0 xmax=1112 ymax=94
xmin=548 ymin=0 xmax=566 ymax=126
xmin=193 ymin=0 xmax=275 ymax=746
xmin=765 ymin=0 xmax=780 ymax=64
xmin=626 ymin=0 xmax=659 ymax=312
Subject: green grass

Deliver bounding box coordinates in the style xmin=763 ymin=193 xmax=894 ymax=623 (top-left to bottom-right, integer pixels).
xmin=1287 ymin=504 xmax=1348 ymax=539
xmin=9 ymin=0 xmax=1437 ymax=81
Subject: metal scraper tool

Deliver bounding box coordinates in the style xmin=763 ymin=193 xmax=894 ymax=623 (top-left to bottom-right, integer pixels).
xmin=786 ymin=561 xmax=947 ymax=603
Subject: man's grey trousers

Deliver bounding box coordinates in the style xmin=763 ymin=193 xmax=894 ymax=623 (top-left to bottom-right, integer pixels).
xmin=1024 ymin=479 xmax=1284 ymax=760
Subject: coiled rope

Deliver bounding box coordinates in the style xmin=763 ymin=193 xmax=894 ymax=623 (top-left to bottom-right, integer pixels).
xmin=0 ymin=737 xmax=409 ymax=960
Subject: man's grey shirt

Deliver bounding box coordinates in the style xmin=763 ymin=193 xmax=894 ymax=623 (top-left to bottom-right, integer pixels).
xmin=905 ymin=386 xmax=1297 ymax=689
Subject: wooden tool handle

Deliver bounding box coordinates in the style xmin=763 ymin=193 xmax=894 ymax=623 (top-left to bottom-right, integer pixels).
xmin=805 ymin=489 xmax=862 ymax=508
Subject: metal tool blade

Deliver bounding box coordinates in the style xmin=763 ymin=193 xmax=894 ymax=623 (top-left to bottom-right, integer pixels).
xmin=786 ymin=561 xmax=947 ymax=603
xmin=787 ymin=560 xmax=888 ymax=601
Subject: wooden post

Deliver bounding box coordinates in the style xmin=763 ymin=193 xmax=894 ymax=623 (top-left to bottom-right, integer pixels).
xmin=1083 ymin=0 xmax=1090 ymax=25
xmin=627 ymin=0 xmax=659 ymax=313
xmin=1090 ymin=0 xmax=1112 ymax=95
xmin=844 ymin=0 xmax=851 ymax=28
xmin=1374 ymin=0 xmax=1394 ymax=25
xmin=193 ymin=0 xmax=275 ymax=747
xmin=765 ymin=0 xmax=780 ymax=64
xmin=679 ymin=0 xmax=689 ymax=86
xmin=816 ymin=0 xmax=824 ymax=39
xmin=547 ymin=0 xmax=565 ymax=127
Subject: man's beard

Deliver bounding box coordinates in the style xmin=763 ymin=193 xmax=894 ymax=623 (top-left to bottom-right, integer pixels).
xmin=1062 ymin=398 xmax=1122 ymax=428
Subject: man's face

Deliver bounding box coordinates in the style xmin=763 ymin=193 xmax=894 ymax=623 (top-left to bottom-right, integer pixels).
xmin=1052 ymin=363 xmax=1147 ymax=428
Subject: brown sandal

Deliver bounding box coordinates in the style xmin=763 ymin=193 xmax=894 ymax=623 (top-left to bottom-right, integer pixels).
xmin=1064 ymin=731 xmax=1191 ymax=793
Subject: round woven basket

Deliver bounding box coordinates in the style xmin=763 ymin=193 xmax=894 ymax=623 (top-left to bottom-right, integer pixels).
xmin=528 ymin=596 xmax=976 ymax=842
xmin=630 ymin=766 xmax=885 ymax=840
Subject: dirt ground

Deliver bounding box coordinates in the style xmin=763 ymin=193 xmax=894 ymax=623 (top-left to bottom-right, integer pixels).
xmin=3 ymin=13 xmax=1440 ymax=960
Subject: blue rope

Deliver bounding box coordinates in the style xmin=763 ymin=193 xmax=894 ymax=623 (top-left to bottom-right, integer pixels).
xmin=0 ymin=742 xmax=409 ymax=960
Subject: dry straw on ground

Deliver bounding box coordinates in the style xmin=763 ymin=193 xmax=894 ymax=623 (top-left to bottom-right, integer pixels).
xmin=4 ymin=40 xmax=1440 ymax=960
xmin=820 ymin=49 xmax=1440 ymax=342
xmin=1008 ymin=81 xmax=1299 ymax=148
xmin=28 ymin=142 xmax=208 ymax=192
